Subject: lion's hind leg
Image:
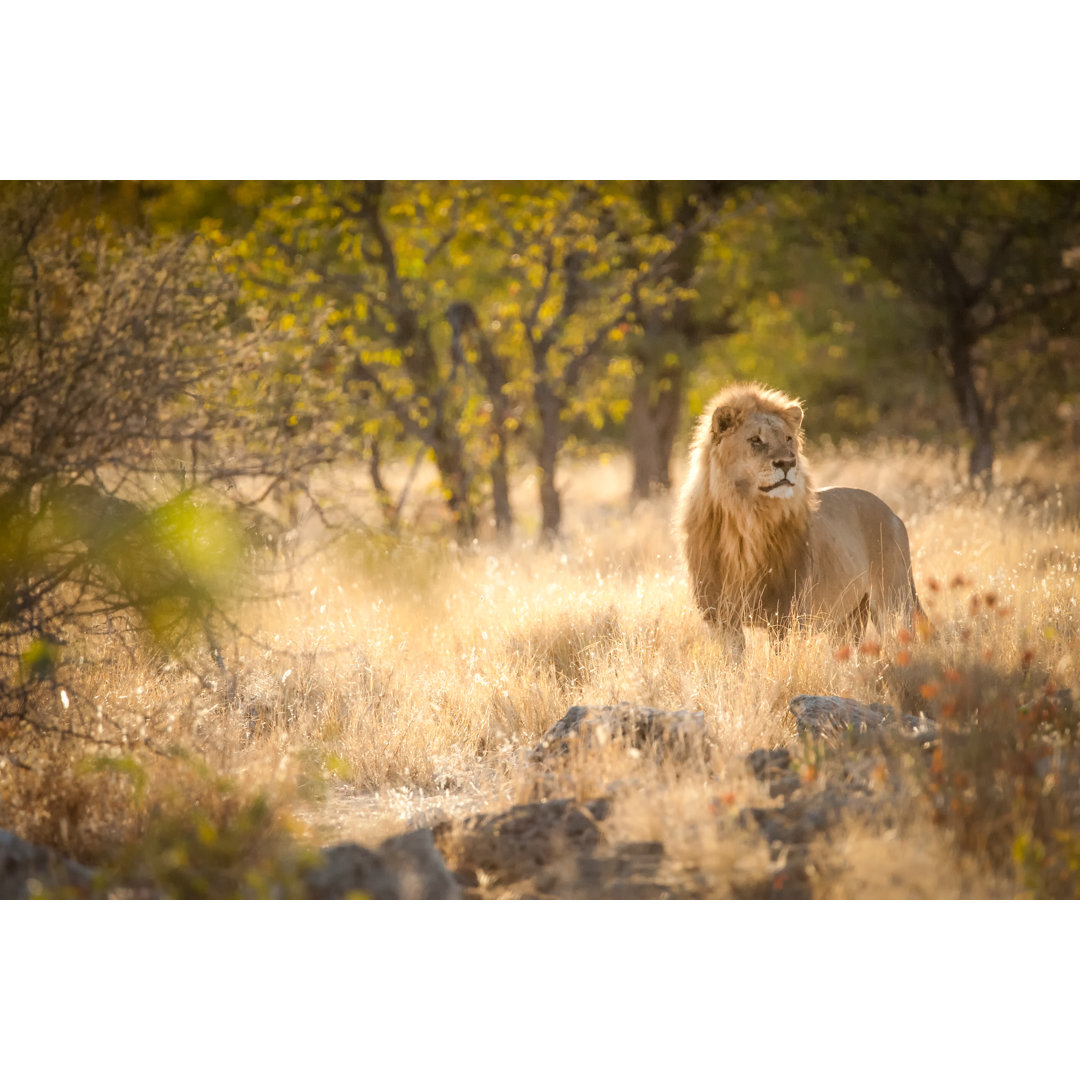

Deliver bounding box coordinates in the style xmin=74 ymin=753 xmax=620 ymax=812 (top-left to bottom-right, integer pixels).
xmin=835 ymin=594 xmax=871 ymax=644
xmin=869 ymin=582 xmax=922 ymax=644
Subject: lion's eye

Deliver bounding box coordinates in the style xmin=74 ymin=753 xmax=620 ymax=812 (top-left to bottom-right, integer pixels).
xmin=748 ymin=436 xmax=763 ymax=449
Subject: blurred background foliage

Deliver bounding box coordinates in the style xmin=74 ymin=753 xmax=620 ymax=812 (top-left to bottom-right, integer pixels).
xmin=1 ymin=179 xmax=1078 ymax=704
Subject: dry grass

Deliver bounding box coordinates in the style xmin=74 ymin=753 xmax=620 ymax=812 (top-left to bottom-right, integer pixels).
xmin=3 ymin=440 xmax=1079 ymax=897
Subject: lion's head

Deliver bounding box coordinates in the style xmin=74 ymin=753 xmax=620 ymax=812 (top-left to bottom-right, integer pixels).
xmin=686 ymin=383 xmax=812 ymax=517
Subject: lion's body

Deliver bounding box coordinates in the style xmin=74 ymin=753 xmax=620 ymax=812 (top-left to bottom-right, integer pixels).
xmin=675 ymin=383 xmax=921 ymax=648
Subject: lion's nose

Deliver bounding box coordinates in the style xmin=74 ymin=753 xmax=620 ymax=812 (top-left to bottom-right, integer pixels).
xmin=774 ymin=457 xmax=796 ymax=472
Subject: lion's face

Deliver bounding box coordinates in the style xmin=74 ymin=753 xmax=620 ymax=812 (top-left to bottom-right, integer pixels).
xmin=708 ymin=400 xmax=805 ymax=506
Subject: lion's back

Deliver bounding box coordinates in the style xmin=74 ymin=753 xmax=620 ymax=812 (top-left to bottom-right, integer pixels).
xmin=808 ymin=487 xmax=914 ymax=615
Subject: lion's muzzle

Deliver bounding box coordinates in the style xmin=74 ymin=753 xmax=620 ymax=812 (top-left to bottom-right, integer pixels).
xmin=760 ymin=458 xmax=799 ymax=497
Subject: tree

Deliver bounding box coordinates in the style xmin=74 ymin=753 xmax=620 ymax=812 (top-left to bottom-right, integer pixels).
xmin=446 ymin=299 xmax=513 ymax=535
xmin=0 ymin=182 xmax=281 ymax=745
xmin=230 ymin=181 xmax=500 ymax=541
xmin=487 ymin=184 xmax=678 ymax=537
xmin=467 ymin=182 xmax=730 ymax=538
xmin=812 ymin=181 xmax=1080 ymax=483
xmin=231 ymin=181 xmax=698 ymax=541
xmin=624 ymin=181 xmax=762 ymax=499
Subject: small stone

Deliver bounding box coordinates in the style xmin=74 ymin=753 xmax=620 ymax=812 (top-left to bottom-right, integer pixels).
xmin=532 ymin=704 xmax=707 ymax=762
xmin=0 ymin=830 xmax=94 ymax=900
xmin=789 ymin=695 xmax=894 ymax=742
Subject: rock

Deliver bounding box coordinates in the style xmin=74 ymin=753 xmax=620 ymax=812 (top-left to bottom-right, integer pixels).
xmin=438 ymin=798 xmax=610 ymax=886
xmin=746 ymin=747 xmax=792 ymax=779
xmin=745 ymin=747 xmax=800 ymax=798
xmin=789 ymin=695 xmax=935 ymax=745
xmin=379 ymin=829 xmax=461 ymax=900
xmin=304 ymin=844 xmax=399 ymax=899
xmin=731 ymin=843 xmax=814 ymax=900
xmin=532 ymin=704 xmax=707 ymax=762
xmin=741 ymin=801 xmax=833 ymax=848
xmin=305 ymin=829 xmax=460 ymax=900
xmin=574 ymin=841 xmax=681 ymax=899
xmin=0 ymin=830 xmax=94 ymax=899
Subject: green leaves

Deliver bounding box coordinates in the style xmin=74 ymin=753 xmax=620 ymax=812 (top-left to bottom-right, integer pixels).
xmin=19 ymin=637 xmax=61 ymax=683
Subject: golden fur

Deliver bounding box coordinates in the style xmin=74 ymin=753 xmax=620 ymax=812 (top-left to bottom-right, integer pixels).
xmin=675 ymin=383 xmax=921 ymax=650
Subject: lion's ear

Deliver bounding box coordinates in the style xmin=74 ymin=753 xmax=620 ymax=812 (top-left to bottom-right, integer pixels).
xmin=784 ymin=402 xmax=804 ymax=430
xmin=711 ymin=406 xmax=739 ymax=437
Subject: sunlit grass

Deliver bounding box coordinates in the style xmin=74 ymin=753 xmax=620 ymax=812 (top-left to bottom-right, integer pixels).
xmin=4 ymin=441 xmax=1079 ymax=896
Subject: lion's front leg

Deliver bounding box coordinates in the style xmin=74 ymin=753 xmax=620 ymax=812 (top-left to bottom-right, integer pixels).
xmin=712 ymin=619 xmax=747 ymax=662
xmin=767 ymin=616 xmax=792 ymax=654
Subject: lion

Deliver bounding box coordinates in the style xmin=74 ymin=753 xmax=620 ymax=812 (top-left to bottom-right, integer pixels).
xmin=674 ymin=382 xmax=923 ymax=654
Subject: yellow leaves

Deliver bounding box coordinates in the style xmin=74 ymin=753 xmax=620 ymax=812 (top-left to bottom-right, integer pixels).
xmin=279 ymin=313 xmax=296 ymax=332
xmin=361 ymin=347 xmax=402 ymax=370
xmin=537 ymin=295 xmax=564 ymax=326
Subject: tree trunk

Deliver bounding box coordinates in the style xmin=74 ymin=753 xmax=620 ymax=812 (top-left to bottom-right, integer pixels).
xmin=367 ymin=437 xmax=398 ymax=530
xmin=945 ymin=336 xmax=995 ymax=488
xmin=535 ymin=383 xmax=562 ymax=541
xmin=430 ymin=427 xmax=477 ymax=542
xmin=628 ymin=377 xmax=662 ymax=502
xmin=490 ymin=441 xmax=513 ymax=537
xmin=474 ymin=336 xmax=513 ymax=538
xmin=447 ymin=301 xmax=514 ymax=539
xmin=628 ymin=352 xmax=683 ymax=500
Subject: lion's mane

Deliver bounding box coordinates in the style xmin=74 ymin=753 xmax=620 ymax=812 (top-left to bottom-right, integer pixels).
xmin=675 ymin=383 xmax=814 ymax=629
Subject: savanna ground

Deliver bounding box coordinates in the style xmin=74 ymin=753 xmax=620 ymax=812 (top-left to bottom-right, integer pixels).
xmin=5 ymin=439 xmax=1079 ymax=899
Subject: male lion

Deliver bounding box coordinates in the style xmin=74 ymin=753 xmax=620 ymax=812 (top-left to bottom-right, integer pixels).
xmin=674 ymin=382 xmax=922 ymax=654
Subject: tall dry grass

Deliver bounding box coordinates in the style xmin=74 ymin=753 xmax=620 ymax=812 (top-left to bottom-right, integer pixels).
xmin=3 ymin=440 xmax=1078 ymax=897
